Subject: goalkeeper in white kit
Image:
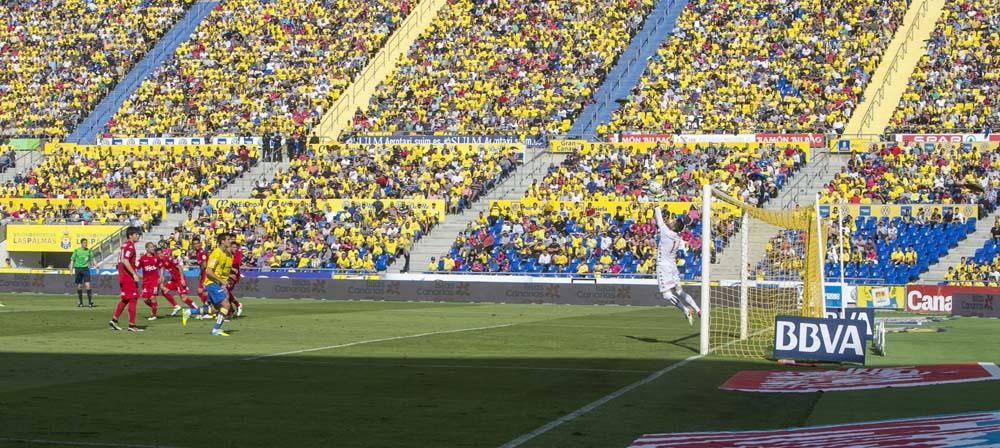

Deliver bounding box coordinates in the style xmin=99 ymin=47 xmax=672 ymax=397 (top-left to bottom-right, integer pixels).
xmin=655 ymin=206 xmax=701 ymax=324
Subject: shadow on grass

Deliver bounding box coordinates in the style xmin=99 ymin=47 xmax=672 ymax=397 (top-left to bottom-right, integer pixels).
xmin=2 ymin=352 xmax=998 ymax=448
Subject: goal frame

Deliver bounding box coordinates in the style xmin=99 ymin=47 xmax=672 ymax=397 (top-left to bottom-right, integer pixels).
xmin=698 ymin=185 xmax=827 ymax=356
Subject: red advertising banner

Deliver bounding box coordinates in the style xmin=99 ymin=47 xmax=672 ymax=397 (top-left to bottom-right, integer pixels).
xmin=754 ymin=132 xmax=825 ymax=148
xmin=904 ymin=285 xmax=986 ymax=313
xmin=628 ymin=411 xmax=1000 ymax=448
xmin=618 ymin=133 xmax=673 ymax=143
xmin=719 ymin=363 xmax=1000 ymax=393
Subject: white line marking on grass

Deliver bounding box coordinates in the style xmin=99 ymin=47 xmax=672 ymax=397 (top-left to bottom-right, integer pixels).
xmin=267 ymin=359 xmax=654 ymax=374
xmin=499 ymin=328 xmax=769 ymax=448
xmin=241 ymin=323 xmax=514 ymax=361
xmin=497 ymin=352 xmax=704 ymax=448
xmin=0 ymin=437 xmax=186 ymax=448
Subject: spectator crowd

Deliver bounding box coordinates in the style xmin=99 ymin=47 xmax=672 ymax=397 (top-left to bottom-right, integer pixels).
xmin=352 ymin=0 xmax=653 ymax=137
xmin=105 ymin=0 xmax=417 ymax=138
xmin=0 ymin=0 xmax=193 ymax=137
xmin=157 ymin=199 xmax=440 ymax=273
xmin=604 ymin=0 xmax=907 ymax=134
xmin=250 ymin=144 xmax=520 ymax=213
xmin=889 ymin=0 xmax=997 ymax=132
xmin=0 ymin=144 xmax=257 ymax=211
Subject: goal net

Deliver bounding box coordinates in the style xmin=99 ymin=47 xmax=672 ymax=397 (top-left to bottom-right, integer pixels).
xmin=698 ymin=186 xmax=827 ymax=358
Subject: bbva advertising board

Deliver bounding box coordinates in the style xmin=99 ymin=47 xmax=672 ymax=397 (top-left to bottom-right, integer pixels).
xmin=773 ymin=316 xmax=866 ymax=364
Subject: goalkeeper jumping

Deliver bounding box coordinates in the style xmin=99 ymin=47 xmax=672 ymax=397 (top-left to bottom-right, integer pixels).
xmin=655 ymin=206 xmax=701 ymax=324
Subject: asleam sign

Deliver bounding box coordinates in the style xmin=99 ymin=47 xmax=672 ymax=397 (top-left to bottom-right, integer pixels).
xmin=952 ymin=292 xmax=1000 ymax=318
xmin=773 ymin=316 xmax=866 ymax=364
xmin=720 ymin=363 xmax=1000 ymax=393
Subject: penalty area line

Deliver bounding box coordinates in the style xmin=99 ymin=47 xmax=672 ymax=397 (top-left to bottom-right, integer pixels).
xmin=242 ymin=323 xmax=515 ymax=361
xmin=499 ymin=328 xmax=770 ymax=447
xmin=0 ymin=437 xmax=187 ymax=448
xmin=497 ymin=352 xmax=704 ymax=448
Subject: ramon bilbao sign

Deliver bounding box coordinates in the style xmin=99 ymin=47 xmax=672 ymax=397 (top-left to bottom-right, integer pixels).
xmin=773 ymin=316 xmax=866 ymax=364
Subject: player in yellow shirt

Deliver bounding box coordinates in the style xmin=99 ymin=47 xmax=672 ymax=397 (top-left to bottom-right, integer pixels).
xmin=182 ymin=233 xmax=234 ymax=336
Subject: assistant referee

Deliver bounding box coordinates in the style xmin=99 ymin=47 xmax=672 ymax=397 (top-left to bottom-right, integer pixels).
xmin=70 ymin=238 xmax=96 ymax=307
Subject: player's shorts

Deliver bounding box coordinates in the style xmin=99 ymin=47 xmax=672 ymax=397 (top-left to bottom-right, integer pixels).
xmin=119 ymin=276 xmax=139 ymax=301
xmin=205 ymin=283 xmax=227 ymax=306
xmin=164 ymin=279 xmax=189 ymax=295
xmin=74 ymin=268 xmax=91 ymax=285
xmin=141 ymin=284 xmax=159 ymax=300
xmin=656 ymin=269 xmax=681 ymax=295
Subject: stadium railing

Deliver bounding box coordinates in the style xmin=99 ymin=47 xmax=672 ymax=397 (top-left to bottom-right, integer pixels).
xmin=565 ymin=0 xmax=679 ymax=140
xmin=849 ymin=0 xmax=932 ymax=136
xmin=313 ymin=0 xmax=441 ymax=140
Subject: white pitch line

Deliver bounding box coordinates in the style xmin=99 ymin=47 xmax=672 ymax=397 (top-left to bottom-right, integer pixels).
xmin=267 ymin=359 xmax=654 ymax=374
xmin=499 ymin=328 xmax=770 ymax=448
xmin=0 ymin=437 xmax=186 ymax=448
xmin=497 ymin=352 xmax=704 ymax=448
xmin=242 ymin=323 xmax=514 ymax=361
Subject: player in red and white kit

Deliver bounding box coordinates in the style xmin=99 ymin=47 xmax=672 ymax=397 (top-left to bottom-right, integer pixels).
xmin=161 ymin=248 xmax=198 ymax=315
xmin=110 ymin=227 xmax=143 ymax=332
xmin=227 ymin=240 xmax=244 ymax=318
xmin=138 ymin=243 xmax=164 ymax=320
xmin=193 ymin=237 xmax=210 ymax=307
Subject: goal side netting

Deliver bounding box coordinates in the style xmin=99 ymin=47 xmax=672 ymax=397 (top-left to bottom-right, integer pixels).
xmin=699 ymin=185 xmax=827 ymax=358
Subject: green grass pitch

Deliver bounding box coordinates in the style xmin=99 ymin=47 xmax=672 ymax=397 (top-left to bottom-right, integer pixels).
xmin=0 ymin=294 xmax=998 ymax=448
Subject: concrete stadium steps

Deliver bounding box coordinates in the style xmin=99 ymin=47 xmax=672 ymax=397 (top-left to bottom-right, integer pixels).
xmin=67 ymin=0 xmax=220 ymax=144
xmin=0 ymin=150 xmax=44 ymax=184
xmin=567 ymin=0 xmax=689 ymax=139
xmin=921 ymin=213 xmax=997 ymax=282
xmin=406 ymin=151 xmax=565 ymax=273
xmin=218 ymin=161 xmax=290 ymax=199
xmin=95 ymin=213 xmax=188 ymax=268
xmin=313 ymin=0 xmax=448 ymax=140
xmin=842 ymin=0 xmax=949 ymax=136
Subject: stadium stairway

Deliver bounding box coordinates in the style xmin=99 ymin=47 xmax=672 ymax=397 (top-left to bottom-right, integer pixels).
xmin=713 ymin=149 xmax=850 ymax=281
xmin=842 ymin=0 xmax=949 ymax=136
xmin=312 ymin=0 xmax=449 ymax=140
xmin=565 ymin=0 xmax=689 ymax=139
xmin=406 ymin=150 xmax=566 ymax=273
xmin=921 ymin=214 xmax=997 ymax=282
xmin=0 ymin=150 xmax=45 ymax=184
xmin=217 ymin=161 xmax=290 ymax=199
xmin=66 ymin=0 xmax=220 ymax=145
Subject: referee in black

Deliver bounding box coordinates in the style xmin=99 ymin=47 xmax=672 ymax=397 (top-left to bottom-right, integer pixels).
xmin=70 ymin=238 xmax=97 ymax=307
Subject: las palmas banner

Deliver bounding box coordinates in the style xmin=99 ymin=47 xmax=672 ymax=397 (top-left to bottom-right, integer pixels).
xmin=7 ymin=224 xmax=124 ymax=252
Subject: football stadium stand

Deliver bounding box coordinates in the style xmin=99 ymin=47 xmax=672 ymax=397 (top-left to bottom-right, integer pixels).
xmin=944 ymin=217 xmax=1000 ymax=286
xmin=351 ymin=0 xmax=655 ymax=136
xmin=524 ymin=142 xmax=807 ymax=207
xmin=819 ymin=142 xmax=999 ymax=211
xmin=888 ymin=0 xmax=997 ymax=132
xmin=0 ymin=0 xmax=193 ymax=138
xmin=159 ymin=199 xmax=440 ymax=272
xmin=0 ymin=199 xmax=162 ymax=229
xmin=432 ymin=200 xmax=739 ymax=278
xmin=0 ymin=144 xmax=257 ymax=212
xmin=603 ymin=0 xmax=908 ymax=135
xmin=249 ymin=144 xmax=521 ymax=213
xmin=104 ymin=0 xmax=418 ymax=138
